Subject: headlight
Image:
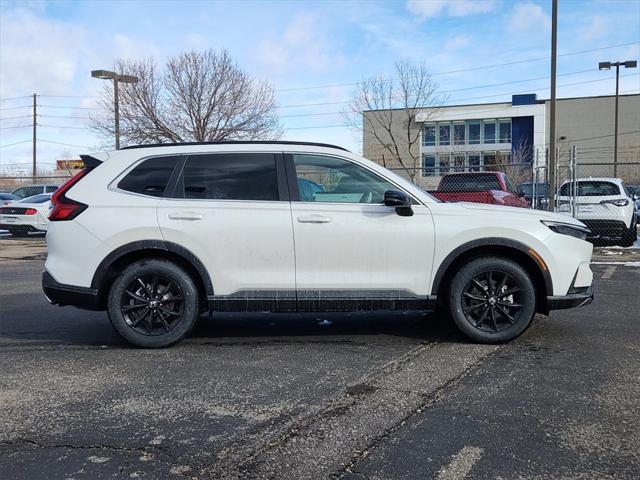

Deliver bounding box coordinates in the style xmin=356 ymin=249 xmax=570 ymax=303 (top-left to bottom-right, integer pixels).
xmin=541 ymin=220 xmax=590 ymax=240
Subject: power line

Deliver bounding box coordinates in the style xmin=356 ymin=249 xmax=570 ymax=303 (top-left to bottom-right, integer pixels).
xmin=0 ymin=124 xmax=32 ymax=130
xmin=275 ymin=41 xmax=640 ymax=92
xmin=0 ymin=95 xmax=32 ymax=102
xmin=0 ymin=104 xmax=32 ymax=111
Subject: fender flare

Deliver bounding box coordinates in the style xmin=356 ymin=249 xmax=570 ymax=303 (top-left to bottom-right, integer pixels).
xmin=430 ymin=237 xmax=553 ymax=296
xmin=91 ymin=240 xmax=214 ymax=296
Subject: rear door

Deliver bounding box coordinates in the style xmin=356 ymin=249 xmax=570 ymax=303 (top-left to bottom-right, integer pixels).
xmin=157 ymin=152 xmax=295 ymax=304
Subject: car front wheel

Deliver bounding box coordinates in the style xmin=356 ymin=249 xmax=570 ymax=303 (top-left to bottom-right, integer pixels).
xmin=107 ymin=259 xmax=200 ymax=348
xmin=448 ymin=257 xmax=536 ymax=344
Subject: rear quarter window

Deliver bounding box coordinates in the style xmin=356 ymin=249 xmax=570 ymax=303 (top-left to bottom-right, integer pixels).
xmin=117 ymin=156 xmax=179 ymax=197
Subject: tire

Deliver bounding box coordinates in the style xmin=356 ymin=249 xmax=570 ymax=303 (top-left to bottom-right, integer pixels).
xmin=620 ymin=216 xmax=637 ymax=247
xmin=107 ymin=259 xmax=200 ymax=348
xmin=448 ymin=257 xmax=536 ymax=344
xmin=8 ymin=227 xmax=29 ymax=237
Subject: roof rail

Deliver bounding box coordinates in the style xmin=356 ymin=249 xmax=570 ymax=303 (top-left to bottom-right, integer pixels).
xmin=119 ymin=140 xmax=349 ymax=152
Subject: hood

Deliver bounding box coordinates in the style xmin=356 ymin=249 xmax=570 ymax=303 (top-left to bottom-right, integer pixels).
xmin=459 ymin=202 xmax=586 ymax=226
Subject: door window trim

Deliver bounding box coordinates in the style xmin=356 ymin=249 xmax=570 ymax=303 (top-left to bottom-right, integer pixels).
xmin=284 ymin=152 xmax=422 ymax=206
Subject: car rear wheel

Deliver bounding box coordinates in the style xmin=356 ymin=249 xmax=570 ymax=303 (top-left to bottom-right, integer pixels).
xmin=107 ymin=259 xmax=200 ymax=348
xmin=448 ymin=257 xmax=536 ymax=344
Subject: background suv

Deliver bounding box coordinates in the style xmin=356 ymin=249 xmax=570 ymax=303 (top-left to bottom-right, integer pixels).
xmin=557 ymin=178 xmax=637 ymax=247
xmin=43 ymin=141 xmax=594 ymax=348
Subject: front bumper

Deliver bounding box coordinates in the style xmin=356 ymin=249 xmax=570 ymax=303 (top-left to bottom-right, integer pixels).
xmin=547 ymin=284 xmax=594 ymax=310
xmin=42 ymin=271 xmax=103 ymax=310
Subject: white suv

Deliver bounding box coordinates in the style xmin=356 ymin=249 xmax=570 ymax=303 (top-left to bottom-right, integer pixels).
xmin=557 ymin=178 xmax=637 ymax=247
xmin=43 ymin=142 xmax=594 ymax=348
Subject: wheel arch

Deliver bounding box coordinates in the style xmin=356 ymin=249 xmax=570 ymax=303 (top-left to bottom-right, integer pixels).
xmin=431 ymin=238 xmax=553 ymax=314
xmin=91 ymin=240 xmax=213 ymax=309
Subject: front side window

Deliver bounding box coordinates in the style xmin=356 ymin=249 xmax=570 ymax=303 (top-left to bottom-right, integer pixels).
xmin=118 ymin=156 xmax=179 ymax=197
xmin=181 ymin=153 xmax=279 ymax=201
xmin=293 ymin=154 xmax=398 ymax=204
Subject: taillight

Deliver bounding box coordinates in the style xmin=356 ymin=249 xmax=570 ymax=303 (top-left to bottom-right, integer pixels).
xmin=24 ymin=208 xmax=37 ymax=215
xmin=49 ymin=169 xmax=90 ymax=221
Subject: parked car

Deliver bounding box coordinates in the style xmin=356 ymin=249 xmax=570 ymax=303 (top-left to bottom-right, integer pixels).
xmin=430 ymin=172 xmax=529 ymax=208
xmin=11 ymin=184 xmax=59 ymax=200
xmin=627 ymin=185 xmax=640 ymax=215
xmin=0 ymin=193 xmax=52 ymax=237
xmin=518 ymin=182 xmax=549 ymax=210
xmin=0 ymin=192 xmax=19 ymax=206
xmin=557 ymin=178 xmax=637 ymax=247
xmin=43 ymin=141 xmax=593 ymax=348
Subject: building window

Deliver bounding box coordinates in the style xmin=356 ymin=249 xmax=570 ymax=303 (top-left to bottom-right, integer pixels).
xmin=422 ymin=155 xmax=435 ymax=175
xmin=453 ymin=155 xmax=465 ymax=172
xmin=483 ymin=122 xmax=496 ymax=144
xmin=437 ymin=154 xmax=451 ymax=175
xmin=422 ymin=124 xmax=436 ymax=146
xmin=468 ymin=122 xmax=481 ymax=144
xmin=453 ymin=123 xmax=465 ymax=145
xmin=438 ymin=124 xmax=450 ymax=146
xmin=468 ymin=155 xmax=481 ymax=172
xmin=499 ymin=120 xmax=511 ymax=143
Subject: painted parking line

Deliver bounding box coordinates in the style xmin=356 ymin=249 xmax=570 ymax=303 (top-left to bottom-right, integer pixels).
xmin=436 ymin=446 xmax=484 ymax=480
xmin=601 ymin=266 xmax=617 ymax=279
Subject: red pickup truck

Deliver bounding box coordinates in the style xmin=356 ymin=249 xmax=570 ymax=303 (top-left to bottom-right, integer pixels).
xmin=430 ymin=172 xmax=530 ymax=208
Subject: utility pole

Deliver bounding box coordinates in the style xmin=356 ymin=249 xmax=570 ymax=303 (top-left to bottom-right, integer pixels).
xmin=548 ymin=0 xmax=558 ymax=211
xmin=32 ymin=93 xmax=37 ymax=178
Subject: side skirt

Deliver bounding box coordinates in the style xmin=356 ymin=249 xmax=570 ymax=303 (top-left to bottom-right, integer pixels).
xmin=207 ymin=290 xmax=437 ymax=313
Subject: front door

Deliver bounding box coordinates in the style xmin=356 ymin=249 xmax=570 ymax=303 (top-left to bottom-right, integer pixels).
xmin=288 ymin=153 xmax=435 ymax=309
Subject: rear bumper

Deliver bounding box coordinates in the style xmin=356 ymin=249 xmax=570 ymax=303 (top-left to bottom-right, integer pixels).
xmin=581 ymin=220 xmax=629 ymax=240
xmin=42 ymin=271 xmax=103 ymax=310
xmin=547 ymin=284 xmax=594 ymax=311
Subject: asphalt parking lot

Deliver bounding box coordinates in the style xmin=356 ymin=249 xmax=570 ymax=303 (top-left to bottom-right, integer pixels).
xmin=1 ymin=237 xmax=639 ymax=479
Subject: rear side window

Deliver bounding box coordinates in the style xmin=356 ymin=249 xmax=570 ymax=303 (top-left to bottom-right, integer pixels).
xmin=180 ymin=153 xmax=279 ymax=201
xmin=117 ymin=156 xmax=179 ymax=197
xmin=46 ymin=186 xmax=58 ymax=193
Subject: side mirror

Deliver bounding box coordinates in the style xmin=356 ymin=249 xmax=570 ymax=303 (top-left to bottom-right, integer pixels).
xmin=384 ymin=190 xmax=413 ymax=216
xmin=633 ymin=194 xmax=639 ymax=201
xmin=517 ymin=189 xmax=525 ymax=197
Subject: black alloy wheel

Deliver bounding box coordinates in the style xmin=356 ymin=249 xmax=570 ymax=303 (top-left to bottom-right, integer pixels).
xmin=448 ymin=257 xmax=536 ymax=343
xmin=120 ymin=274 xmax=185 ymax=336
xmin=461 ymin=270 xmax=524 ymax=333
xmin=107 ymin=259 xmax=200 ymax=348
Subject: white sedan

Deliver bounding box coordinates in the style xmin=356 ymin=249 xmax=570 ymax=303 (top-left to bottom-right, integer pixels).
xmin=0 ymin=193 xmax=52 ymax=237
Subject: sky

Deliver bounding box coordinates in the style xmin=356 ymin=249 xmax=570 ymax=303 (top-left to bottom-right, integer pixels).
xmin=1 ymin=0 xmax=639 ymax=173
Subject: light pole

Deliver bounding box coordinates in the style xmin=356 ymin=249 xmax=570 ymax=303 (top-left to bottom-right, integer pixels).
xmin=91 ymin=69 xmax=139 ymax=149
xmin=598 ymin=60 xmax=637 ymax=177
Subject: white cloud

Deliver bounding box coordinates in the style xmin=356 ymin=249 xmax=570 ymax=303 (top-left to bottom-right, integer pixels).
xmin=256 ymin=12 xmax=345 ymax=74
xmin=0 ymin=7 xmax=89 ymax=97
xmin=507 ymin=2 xmax=551 ymax=32
xmin=580 ymin=15 xmax=609 ymax=40
xmin=407 ymin=0 xmax=495 ymax=20
xmin=444 ymin=35 xmax=471 ymax=51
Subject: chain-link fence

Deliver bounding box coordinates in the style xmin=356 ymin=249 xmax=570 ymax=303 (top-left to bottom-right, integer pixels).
xmin=387 ymin=152 xmax=639 ymax=247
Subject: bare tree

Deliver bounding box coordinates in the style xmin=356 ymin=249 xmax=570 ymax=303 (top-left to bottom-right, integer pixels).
xmin=91 ymin=50 xmax=282 ymax=146
xmin=344 ymin=61 xmax=444 ymax=182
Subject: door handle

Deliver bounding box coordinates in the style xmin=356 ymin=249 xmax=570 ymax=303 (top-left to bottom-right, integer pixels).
xmin=297 ymin=214 xmax=331 ymax=224
xmin=168 ymin=212 xmax=204 ymax=221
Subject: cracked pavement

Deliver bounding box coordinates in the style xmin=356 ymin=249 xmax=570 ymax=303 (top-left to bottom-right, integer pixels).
xmin=1 ymin=237 xmax=639 ymax=479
